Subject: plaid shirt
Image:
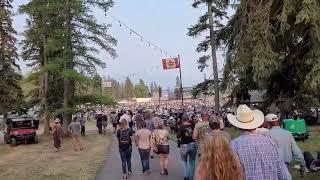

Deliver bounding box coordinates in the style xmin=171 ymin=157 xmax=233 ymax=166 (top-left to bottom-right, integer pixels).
xmin=231 ymin=133 xmax=292 ymax=180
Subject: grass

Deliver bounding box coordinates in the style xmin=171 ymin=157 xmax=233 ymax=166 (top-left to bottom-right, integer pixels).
xmin=0 ymin=131 xmax=110 ymax=180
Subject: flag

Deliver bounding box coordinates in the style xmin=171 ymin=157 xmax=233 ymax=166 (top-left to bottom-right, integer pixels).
xmin=162 ymin=58 xmax=180 ymax=70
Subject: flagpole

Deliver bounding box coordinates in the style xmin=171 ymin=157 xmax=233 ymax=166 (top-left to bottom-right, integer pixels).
xmin=178 ymin=55 xmax=184 ymax=108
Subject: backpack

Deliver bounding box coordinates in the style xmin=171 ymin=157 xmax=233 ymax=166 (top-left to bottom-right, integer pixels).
xmin=119 ymin=129 xmax=131 ymax=145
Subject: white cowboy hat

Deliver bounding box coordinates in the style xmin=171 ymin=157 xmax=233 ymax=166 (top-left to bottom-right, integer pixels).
xmin=227 ymin=105 xmax=264 ymax=130
xmin=265 ymin=114 xmax=279 ymax=122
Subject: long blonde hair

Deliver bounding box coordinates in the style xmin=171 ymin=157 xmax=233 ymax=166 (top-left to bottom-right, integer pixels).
xmin=198 ymin=135 xmax=243 ymax=180
xmin=120 ymin=119 xmax=129 ymax=129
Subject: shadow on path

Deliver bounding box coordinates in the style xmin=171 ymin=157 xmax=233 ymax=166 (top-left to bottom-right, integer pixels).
xmin=96 ymin=131 xmax=182 ymax=180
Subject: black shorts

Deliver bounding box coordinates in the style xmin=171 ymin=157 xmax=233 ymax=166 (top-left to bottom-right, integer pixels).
xmin=157 ymin=144 xmax=170 ymax=154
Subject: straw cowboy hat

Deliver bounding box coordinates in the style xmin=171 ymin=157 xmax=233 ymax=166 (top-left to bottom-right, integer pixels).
xmin=227 ymin=105 xmax=264 ymax=130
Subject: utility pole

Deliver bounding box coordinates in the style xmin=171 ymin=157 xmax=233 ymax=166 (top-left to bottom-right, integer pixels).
xmin=178 ymin=55 xmax=184 ymax=108
xmin=208 ymin=0 xmax=220 ymax=113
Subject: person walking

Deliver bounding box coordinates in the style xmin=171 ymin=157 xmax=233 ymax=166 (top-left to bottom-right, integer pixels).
xmin=135 ymin=121 xmax=152 ymax=175
xmin=194 ymin=135 xmax=243 ymax=180
xmin=101 ymin=114 xmax=108 ymax=135
xmin=68 ymin=117 xmax=84 ymax=151
xmin=117 ymin=119 xmax=133 ymax=179
xmin=145 ymin=111 xmax=155 ymax=159
xmin=151 ymin=118 xmax=170 ymax=175
xmin=192 ymin=110 xmax=210 ymax=157
xmin=266 ymin=114 xmax=307 ymax=174
xmin=52 ymin=118 xmax=62 ymax=152
xmin=95 ymin=111 xmax=103 ymax=134
xmin=80 ymin=114 xmax=86 ymax=136
xmin=110 ymin=111 xmax=118 ymax=133
xmin=177 ymin=113 xmax=197 ymax=180
xmin=227 ymin=105 xmax=291 ymax=180
xmin=208 ymin=119 xmax=231 ymax=142
xmin=134 ymin=110 xmax=145 ymax=130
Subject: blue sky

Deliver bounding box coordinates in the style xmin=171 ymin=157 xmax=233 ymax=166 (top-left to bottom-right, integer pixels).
xmin=12 ymin=0 xmax=226 ymax=89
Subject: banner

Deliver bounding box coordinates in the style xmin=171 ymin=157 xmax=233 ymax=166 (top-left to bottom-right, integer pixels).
xmin=102 ymin=81 xmax=112 ymax=88
xmin=162 ymin=58 xmax=180 ymax=70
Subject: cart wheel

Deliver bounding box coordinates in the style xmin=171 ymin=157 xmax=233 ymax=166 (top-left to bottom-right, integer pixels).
xmin=34 ymin=136 xmax=39 ymax=144
xmin=10 ymin=138 xmax=16 ymax=146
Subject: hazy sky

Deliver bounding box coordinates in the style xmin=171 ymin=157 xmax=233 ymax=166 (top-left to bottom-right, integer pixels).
xmin=12 ymin=0 xmax=226 ymax=89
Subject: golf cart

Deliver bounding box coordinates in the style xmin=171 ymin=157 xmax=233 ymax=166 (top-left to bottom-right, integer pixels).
xmin=3 ymin=115 xmax=39 ymax=146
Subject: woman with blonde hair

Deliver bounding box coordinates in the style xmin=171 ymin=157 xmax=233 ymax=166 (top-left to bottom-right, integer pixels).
xmin=117 ymin=119 xmax=133 ymax=179
xmin=151 ymin=117 xmax=170 ymax=175
xmin=195 ymin=135 xmax=243 ymax=180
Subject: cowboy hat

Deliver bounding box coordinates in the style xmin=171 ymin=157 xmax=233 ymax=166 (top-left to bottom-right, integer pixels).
xmin=227 ymin=105 xmax=264 ymax=130
xmin=265 ymin=114 xmax=279 ymax=122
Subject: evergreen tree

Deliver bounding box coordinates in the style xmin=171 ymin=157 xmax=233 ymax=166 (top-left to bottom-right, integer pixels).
xmin=0 ymin=0 xmax=23 ymax=119
xmin=134 ymin=79 xmax=148 ymax=98
xmin=124 ymin=77 xmax=134 ymax=98
xmin=188 ymin=0 xmax=229 ymax=113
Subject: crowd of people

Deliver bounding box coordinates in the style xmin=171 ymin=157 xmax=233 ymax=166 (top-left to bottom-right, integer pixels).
xmin=111 ymin=104 xmax=314 ymax=180
xmin=48 ymin=101 xmax=319 ymax=180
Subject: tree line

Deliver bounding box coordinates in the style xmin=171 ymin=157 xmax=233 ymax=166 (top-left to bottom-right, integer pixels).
xmin=102 ymin=77 xmax=159 ymax=100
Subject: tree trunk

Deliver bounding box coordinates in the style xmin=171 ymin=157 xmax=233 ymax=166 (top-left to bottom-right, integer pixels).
xmin=62 ymin=0 xmax=73 ymax=136
xmin=42 ymin=34 xmax=50 ymax=136
xmin=42 ymin=11 xmax=50 ymax=135
xmin=208 ymin=1 xmax=220 ymax=113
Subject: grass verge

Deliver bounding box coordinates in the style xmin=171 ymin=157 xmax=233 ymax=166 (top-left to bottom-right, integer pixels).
xmin=0 ymin=131 xmax=110 ymax=180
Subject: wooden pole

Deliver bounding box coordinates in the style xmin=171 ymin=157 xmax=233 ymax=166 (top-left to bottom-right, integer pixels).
xmin=178 ymin=55 xmax=184 ymax=108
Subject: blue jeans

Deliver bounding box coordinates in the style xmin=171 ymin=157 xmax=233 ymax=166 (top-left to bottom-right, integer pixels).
xmin=119 ymin=146 xmax=132 ymax=174
xmin=138 ymin=148 xmax=150 ymax=173
xmin=180 ymin=142 xmax=197 ymax=179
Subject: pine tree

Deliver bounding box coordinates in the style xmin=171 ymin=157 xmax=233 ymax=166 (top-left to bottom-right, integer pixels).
xmin=188 ymin=0 xmax=229 ymax=113
xmin=0 ymin=0 xmax=23 ymax=118
xmin=124 ymin=77 xmax=134 ymax=98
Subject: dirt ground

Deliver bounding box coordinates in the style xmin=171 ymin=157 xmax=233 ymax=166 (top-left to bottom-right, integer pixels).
xmin=0 ymin=130 xmax=110 ymax=180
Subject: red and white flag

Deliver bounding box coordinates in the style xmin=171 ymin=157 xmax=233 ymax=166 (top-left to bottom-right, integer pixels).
xmin=162 ymin=58 xmax=180 ymax=70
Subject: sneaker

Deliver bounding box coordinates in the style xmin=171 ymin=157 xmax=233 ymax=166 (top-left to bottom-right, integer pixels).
xmin=145 ymin=170 xmax=151 ymax=175
xmin=128 ymin=171 xmax=132 ymax=176
xmin=122 ymin=174 xmax=128 ymax=179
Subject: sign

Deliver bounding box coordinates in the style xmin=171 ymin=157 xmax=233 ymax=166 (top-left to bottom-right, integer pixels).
xmin=162 ymin=58 xmax=180 ymax=70
xmin=102 ymin=81 xmax=112 ymax=88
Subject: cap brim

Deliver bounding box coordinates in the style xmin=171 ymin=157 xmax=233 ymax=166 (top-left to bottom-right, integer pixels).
xmin=227 ymin=110 xmax=264 ymax=130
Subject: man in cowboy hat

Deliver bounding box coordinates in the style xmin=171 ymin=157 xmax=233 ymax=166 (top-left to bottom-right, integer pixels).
xmin=266 ymin=114 xmax=307 ymax=174
xmin=227 ymin=105 xmax=291 ymax=180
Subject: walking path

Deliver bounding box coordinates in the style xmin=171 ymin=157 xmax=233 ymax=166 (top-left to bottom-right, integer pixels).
xmin=96 ymin=131 xmax=183 ymax=180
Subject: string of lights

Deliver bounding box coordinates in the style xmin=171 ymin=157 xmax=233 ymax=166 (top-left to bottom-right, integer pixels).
xmin=104 ymin=11 xmax=175 ymax=58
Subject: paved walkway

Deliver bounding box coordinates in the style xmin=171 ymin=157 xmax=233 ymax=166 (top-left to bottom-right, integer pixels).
xmin=96 ymin=131 xmax=183 ymax=180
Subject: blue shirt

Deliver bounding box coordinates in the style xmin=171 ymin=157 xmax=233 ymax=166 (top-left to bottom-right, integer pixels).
xmin=269 ymin=127 xmax=306 ymax=167
xmin=231 ymin=133 xmax=291 ymax=180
